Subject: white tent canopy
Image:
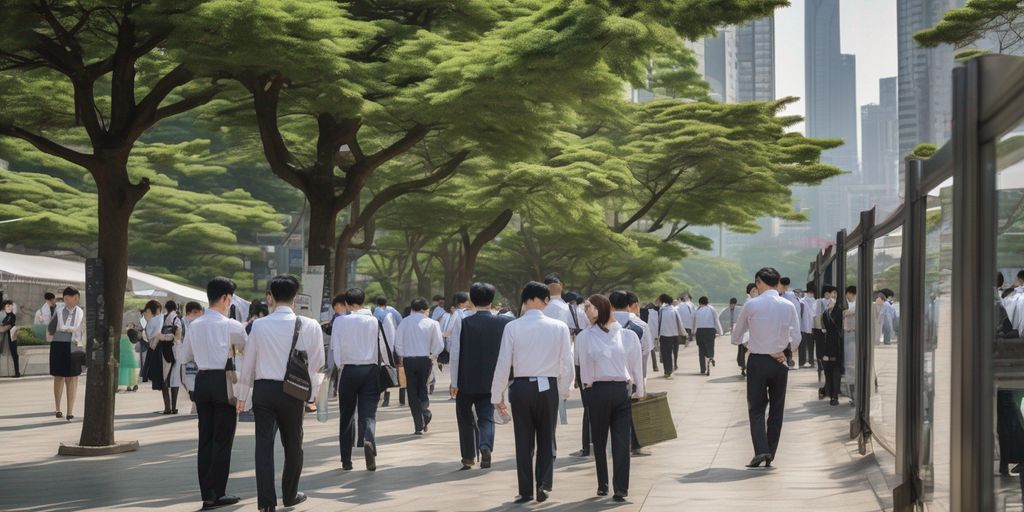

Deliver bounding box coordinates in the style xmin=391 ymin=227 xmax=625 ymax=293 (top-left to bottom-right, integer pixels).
xmin=0 ymin=250 xmax=208 ymax=305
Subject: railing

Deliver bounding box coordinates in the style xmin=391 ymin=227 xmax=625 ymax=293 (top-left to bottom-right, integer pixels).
xmin=806 ymin=54 xmax=1024 ymax=512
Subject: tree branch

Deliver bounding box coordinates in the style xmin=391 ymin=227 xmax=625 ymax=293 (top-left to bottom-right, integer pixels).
xmin=0 ymin=123 xmax=93 ymax=168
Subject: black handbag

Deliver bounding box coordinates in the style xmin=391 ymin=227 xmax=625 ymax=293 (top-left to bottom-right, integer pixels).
xmin=283 ymin=318 xmax=312 ymax=401
xmin=70 ymin=343 xmax=86 ymax=373
xmin=377 ymin=320 xmax=400 ymax=390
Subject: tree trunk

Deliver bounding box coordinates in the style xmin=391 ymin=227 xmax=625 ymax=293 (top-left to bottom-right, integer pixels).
xmin=455 ymin=209 xmax=514 ymax=291
xmin=306 ymin=196 xmax=337 ymax=269
xmin=333 ymin=224 xmax=357 ymax=292
xmin=80 ymin=164 xmax=147 ymax=447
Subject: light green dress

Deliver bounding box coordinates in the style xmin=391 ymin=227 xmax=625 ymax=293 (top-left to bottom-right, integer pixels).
xmin=118 ymin=335 xmax=139 ymax=387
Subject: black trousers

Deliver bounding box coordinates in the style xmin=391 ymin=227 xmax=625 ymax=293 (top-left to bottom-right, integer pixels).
xmin=658 ymin=337 xmax=678 ymax=375
xmin=737 ymin=344 xmax=748 ymax=370
xmin=696 ymin=328 xmax=716 ymax=374
xmin=510 ymin=377 xmax=558 ymax=498
xmin=338 ymin=364 xmax=380 ymax=465
xmin=746 ymin=354 xmax=788 ymax=458
xmin=812 ymin=329 xmax=825 ymax=365
xmin=588 ymin=382 xmax=632 ymax=496
xmin=456 ymin=391 xmax=495 ymax=461
xmin=798 ymin=332 xmax=815 ymax=366
xmin=253 ymin=380 xmax=304 ymax=508
xmin=6 ymin=336 xmax=19 ymax=375
xmin=821 ymin=360 xmax=841 ymax=400
xmin=403 ymin=357 xmax=433 ymax=432
xmin=194 ymin=370 xmax=238 ymax=502
xmin=575 ymin=365 xmax=591 ymax=452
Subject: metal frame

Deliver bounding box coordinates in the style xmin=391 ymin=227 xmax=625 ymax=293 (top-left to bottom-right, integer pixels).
xmin=805 ymin=54 xmax=1024 ymax=511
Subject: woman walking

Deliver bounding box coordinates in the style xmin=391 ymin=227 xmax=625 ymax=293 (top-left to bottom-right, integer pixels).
xmin=157 ymin=301 xmax=184 ymax=414
xmin=576 ymin=294 xmax=645 ymax=502
xmin=48 ymin=287 xmax=84 ymax=420
xmin=693 ymin=296 xmax=723 ymax=376
xmin=1 ymin=300 xmax=19 ymax=377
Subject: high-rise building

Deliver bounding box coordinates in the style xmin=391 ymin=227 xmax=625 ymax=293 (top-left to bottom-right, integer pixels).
xmin=799 ymin=0 xmax=860 ymax=239
xmin=896 ymin=0 xmax=963 ymax=195
xmin=704 ymin=27 xmax=737 ymax=103
xmin=861 ymin=77 xmax=901 ymax=214
xmin=736 ymin=16 xmax=776 ymax=102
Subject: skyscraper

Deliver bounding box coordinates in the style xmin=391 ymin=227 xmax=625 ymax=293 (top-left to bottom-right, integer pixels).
xmin=704 ymin=27 xmax=737 ymax=103
xmin=736 ymin=16 xmax=776 ymax=102
xmin=897 ymin=0 xmax=963 ymax=195
xmin=801 ymin=0 xmax=859 ymax=238
xmin=861 ymin=77 xmax=900 ymax=196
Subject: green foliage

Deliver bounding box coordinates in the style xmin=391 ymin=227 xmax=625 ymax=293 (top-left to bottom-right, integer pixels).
xmin=914 ymin=0 xmax=1024 ymax=54
xmin=910 ymin=143 xmax=939 ymax=160
xmin=673 ymin=255 xmax=750 ymax=303
xmin=14 ymin=326 xmax=47 ymax=346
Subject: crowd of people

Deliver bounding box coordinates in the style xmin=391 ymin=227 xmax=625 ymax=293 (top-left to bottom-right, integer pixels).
xmin=0 ymin=266 xmax=910 ymax=511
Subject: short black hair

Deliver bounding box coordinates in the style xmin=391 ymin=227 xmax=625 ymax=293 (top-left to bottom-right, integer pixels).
xmin=332 ymin=294 xmax=347 ymax=306
xmin=625 ymin=291 xmax=640 ymax=306
xmin=805 ymin=282 xmax=818 ymax=295
xmin=268 ymin=274 xmax=300 ymax=303
xmin=345 ymin=288 xmax=366 ymax=306
xmin=185 ymin=301 xmax=203 ymax=314
xmin=470 ymin=282 xmax=496 ymax=306
xmin=658 ymin=293 xmax=673 ymax=304
xmin=164 ymin=300 xmax=177 ymax=313
xmin=780 ymin=277 xmax=791 ymax=286
xmin=375 ymin=296 xmax=387 ymax=306
xmin=608 ymin=290 xmax=629 ymax=309
xmin=249 ymin=300 xmax=269 ymax=319
xmin=729 ymin=297 xmax=738 ymax=304
xmin=542 ymin=273 xmax=561 ymax=285
xmin=746 ymin=283 xmax=757 ymax=295
xmin=755 ymin=268 xmax=781 ymax=287
xmin=432 ymin=294 xmax=444 ymax=302
xmin=206 ymin=277 xmax=236 ymax=304
xmin=454 ymin=291 xmax=470 ymax=305
xmin=698 ymin=296 xmax=709 ymax=305
xmin=62 ymin=286 xmax=80 ymax=297
xmin=846 ymin=286 xmax=857 ymax=295
xmin=142 ymin=300 xmax=161 ymax=315
xmin=822 ymin=285 xmax=838 ymax=295
xmin=882 ymin=289 xmax=895 ymax=298
xmin=998 ymin=272 xmax=1005 ymax=288
xmin=410 ymin=297 xmax=429 ymax=312
xmin=1018 ymin=270 xmax=1024 ymax=281
xmin=1 ymin=300 xmax=12 ymax=308
xmin=44 ymin=292 xmax=55 ymax=301
xmin=520 ymin=281 xmax=551 ymax=305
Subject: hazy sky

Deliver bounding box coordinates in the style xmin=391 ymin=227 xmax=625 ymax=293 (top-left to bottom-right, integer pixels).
xmin=774 ymin=0 xmax=899 ymax=139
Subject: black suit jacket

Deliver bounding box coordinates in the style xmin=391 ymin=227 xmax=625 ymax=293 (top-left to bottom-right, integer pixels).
xmin=457 ymin=311 xmax=513 ymax=395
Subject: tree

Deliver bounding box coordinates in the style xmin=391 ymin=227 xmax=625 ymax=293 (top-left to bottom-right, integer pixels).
xmin=0 ymin=1 xmax=234 ymax=447
xmin=915 ymin=0 xmax=1024 ymax=55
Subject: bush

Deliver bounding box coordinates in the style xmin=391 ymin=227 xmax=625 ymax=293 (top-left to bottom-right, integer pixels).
xmin=14 ymin=325 xmax=48 ymax=346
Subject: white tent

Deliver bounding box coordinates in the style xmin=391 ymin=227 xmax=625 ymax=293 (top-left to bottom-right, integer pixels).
xmin=0 ymin=250 xmax=208 ymax=305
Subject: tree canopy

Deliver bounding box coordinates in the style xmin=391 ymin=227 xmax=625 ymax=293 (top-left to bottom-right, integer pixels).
xmin=915 ymin=0 xmax=1024 ymax=56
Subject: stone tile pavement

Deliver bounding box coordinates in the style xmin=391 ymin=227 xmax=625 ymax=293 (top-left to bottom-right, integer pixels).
xmin=0 ymin=337 xmax=887 ymax=511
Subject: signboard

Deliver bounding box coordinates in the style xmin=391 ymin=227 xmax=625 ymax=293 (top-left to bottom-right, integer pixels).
xmin=85 ymin=258 xmax=106 ymax=361
xmin=320 ymin=265 xmax=333 ymax=322
xmin=300 ymin=266 xmax=324 ymax=321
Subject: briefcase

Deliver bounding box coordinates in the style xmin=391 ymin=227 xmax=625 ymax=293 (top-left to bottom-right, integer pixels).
xmin=631 ymin=392 xmax=677 ymax=447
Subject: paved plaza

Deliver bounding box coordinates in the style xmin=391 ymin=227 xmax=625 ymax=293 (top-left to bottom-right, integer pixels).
xmin=0 ymin=338 xmax=888 ymax=511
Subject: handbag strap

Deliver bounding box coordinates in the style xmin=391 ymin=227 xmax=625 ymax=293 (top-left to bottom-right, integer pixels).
xmin=289 ymin=317 xmax=302 ymax=353
xmin=377 ymin=319 xmax=395 ymax=367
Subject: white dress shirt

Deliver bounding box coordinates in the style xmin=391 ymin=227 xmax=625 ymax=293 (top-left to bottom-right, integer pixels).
xmin=676 ymin=301 xmax=696 ymax=331
xmin=430 ymin=305 xmax=446 ymax=321
xmin=799 ymin=296 xmax=816 ymax=333
xmin=730 ymin=290 xmax=801 ymax=354
xmin=612 ymin=311 xmax=654 ymax=355
xmin=331 ymin=308 xmax=389 ymax=367
xmin=178 ymin=309 xmax=248 ymax=370
xmin=693 ymin=305 xmax=723 ymax=334
xmin=237 ymin=306 xmax=326 ymax=402
xmin=442 ymin=307 xmax=471 ymax=339
xmin=844 ymin=300 xmax=857 ymax=332
xmin=649 ymin=305 xmax=686 ymax=337
xmin=490 ymin=309 xmax=574 ymax=402
xmin=576 ymin=323 xmax=645 ymax=398
xmin=783 ymin=290 xmax=801 ymax=312
xmin=395 ymin=312 xmax=444 ymax=358
xmin=543 ymin=296 xmax=576 ymax=330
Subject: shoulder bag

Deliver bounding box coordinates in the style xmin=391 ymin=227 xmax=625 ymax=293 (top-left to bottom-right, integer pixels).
xmin=377 ymin=319 xmax=400 ymax=389
xmin=283 ymin=318 xmax=313 ymax=401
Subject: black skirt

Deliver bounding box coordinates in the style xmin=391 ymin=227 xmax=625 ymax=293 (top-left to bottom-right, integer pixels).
xmin=49 ymin=341 xmax=81 ymax=377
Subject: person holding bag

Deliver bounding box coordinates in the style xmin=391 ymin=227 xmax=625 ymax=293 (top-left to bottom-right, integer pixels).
xmin=177 ymin=277 xmax=248 ymax=510
xmin=330 ymin=288 xmax=394 ymax=471
xmin=237 ymin=275 xmax=324 ymax=512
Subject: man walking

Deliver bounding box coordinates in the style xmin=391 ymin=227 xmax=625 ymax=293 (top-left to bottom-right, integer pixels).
xmin=491 ymin=282 xmax=574 ymax=503
xmin=799 ymin=283 xmax=818 ymax=368
xmin=178 ymin=277 xmax=248 ymax=510
xmin=449 ymin=282 xmax=514 ymax=470
xmin=331 ymin=288 xmax=387 ymax=471
xmin=732 ymin=268 xmax=801 ymax=468
xmin=649 ymin=294 xmax=686 ymax=379
xmin=395 ymin=298 xmax=444 ymax=435
xmin=237 ymin=275 xmax=325 ymax=512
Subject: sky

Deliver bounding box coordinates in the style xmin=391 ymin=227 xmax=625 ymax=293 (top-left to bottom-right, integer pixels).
xmin=774 ymin=0 xmax=900 ymax=141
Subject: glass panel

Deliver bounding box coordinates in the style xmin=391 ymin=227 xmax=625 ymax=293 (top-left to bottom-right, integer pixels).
xmin=871 ymin=226 xmax=902 ymax=454
xmin=993 ymin=123 xmax=1024 ymax=511
xmin=843 ymin=249 xmax=857 ymax=403
xmin=923 ymin=184 xmax=953 ymax=510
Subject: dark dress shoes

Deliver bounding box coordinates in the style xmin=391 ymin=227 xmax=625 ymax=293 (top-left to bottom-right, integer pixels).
xmin=597 ymin=489 xmax=609 ymax=496
xmin=202 ymin=495 xmax=239 ymax=510
xmin=258 ymin=507 xmax=275 ymax=512
xmin=536 ymin=488 xmax=549 ymax=503
xmin=613 ymin=494 xmax=627 ymax=502
xmin=746 ymin=453 xmax=772 ymax=468
xmin=513 ymin=495 xmax=533 ymax=504
xmin=284 ymin=492 xmax=306 ymax=507
xmin=364 ymin=441 xmax=376 ymax=471
xmin=342 ymin=462 xmax=353 ymax=471
xmin=480 ymin=447 xmax=492 ymax=469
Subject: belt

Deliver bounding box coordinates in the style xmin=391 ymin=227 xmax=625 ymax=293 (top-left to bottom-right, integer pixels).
xmin=197 ymin=369 xmax=227 ymax=373
xmin=513 ymin=376 xmax=554 ymax=382
xmin=343 ymin=363 xmax=377 ymax=367
xmin=403 ymin=355 xmax=430 ymax=359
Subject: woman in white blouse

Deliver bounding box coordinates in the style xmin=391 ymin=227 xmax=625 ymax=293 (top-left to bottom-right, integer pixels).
xmin=693 ymin=296 xmax=724 ymax=376
xmin=576 ymin=294 xmax=645 ymax=502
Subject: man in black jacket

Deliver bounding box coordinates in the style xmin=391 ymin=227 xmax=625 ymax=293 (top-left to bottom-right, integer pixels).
xmin=449 ymin=282 xmax=514 ymax=470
